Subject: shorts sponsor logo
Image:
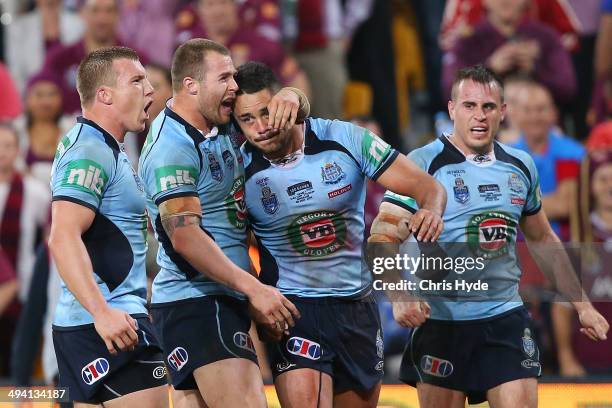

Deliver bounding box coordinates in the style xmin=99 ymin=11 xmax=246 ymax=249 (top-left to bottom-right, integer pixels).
xmin=286 ymin=337 xmax=321 ymax=360
xmin=233 ymin=331 xmax=256 ymax=354
xmin=222 ymin=150 xmax=234 ymax=170
xmin=81 ymin=358 xmax=109 ymax=385
xmin=321 ymin=162 xmax=345 ymax=185
xmin=328 ymin=184 xmax=352 ymax=199
xmin=420 ymin=355 xmax=453 ymax=378
xmin=288 ymin=210 xmax=347 ymax=257
xmin=276 ymin=362 xmax=297 ymax=372
xmin=62 ymin=160 xmax=108 ymax=199
xmin=521 ymin=359 xmax=540 ymax=369
xmin=167 ymin=347 xmax=189 ymax=371
xmin=466 ymin=211 xmax=517 ymax=259
xmin=376 ymin=329 xmax=384 ymax=359
xmin=155 ymin=165 xmax=197 ymax=192
xmin=375 ymin=361 xmax=384 ymax=371
xmin=152 ymin=366 xmax=166 ymax=379
xmin=363 ymin=130 xmax=391 ymax=167
xmin=522 ymin=328 xmax=536 ymax=358
xmin=224 ymin=176 xmax=247 ymax=228
xmin=453 ymin=177 xmax=469 ymax=204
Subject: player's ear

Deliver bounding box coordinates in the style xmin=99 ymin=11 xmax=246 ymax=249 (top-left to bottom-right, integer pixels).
xmin=448 ymin=100 xmax=455 ymax=121
xmin=97 ymin=86 xmax=113 ymax=105
xmin=500 ymin=102 xmax=507 ymax=122
xmin=183 ymin=77 xmax=199 ymax=96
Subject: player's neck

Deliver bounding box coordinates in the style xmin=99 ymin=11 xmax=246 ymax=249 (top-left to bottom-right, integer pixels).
xmin=171 ymin=95 xmax=213 ymax=134
xmin=448 ymin=134 xmax=492 ymax=156
xmin=82 ymin=110 xmax=126 ymax=143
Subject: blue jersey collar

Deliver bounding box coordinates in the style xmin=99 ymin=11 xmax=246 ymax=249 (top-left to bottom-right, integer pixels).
xmin=77 ymin=116 xmax=120 ymax=152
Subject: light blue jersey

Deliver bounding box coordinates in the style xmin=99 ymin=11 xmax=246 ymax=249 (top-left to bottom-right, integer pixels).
xmin=139 ymin=107 xmax=249 ymax=304
xmin=242 ymin=118 xmax=398 ymax=297
xmin=50 ymin=117 xmax=148 ymax=327
xmin=383 ymin=135 xmax=542 ymax=320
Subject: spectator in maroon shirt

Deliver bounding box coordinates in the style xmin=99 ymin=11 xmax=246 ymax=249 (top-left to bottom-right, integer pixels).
xmin=40 ymin=0 xmax=149 ymax=114
xmin=442 ymin=0 xmax=576 ymax=105
xmin=177 ymin=0 xmax=309 ymax=93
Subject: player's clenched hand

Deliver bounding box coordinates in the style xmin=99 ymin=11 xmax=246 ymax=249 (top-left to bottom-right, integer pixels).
xmin=408 ymin=209 xmax=443 ymax=242
xmin=268 ymin=88 xmax=300 ymax=131
xmin=392 ymin=300 xmax=430 ymax=328
xmin=93 ymin=307 xmax=139 ymax=355
xmin=247 ymin=284 xmax=301 ymax=333
xmin=578 ymin=305 xmax=609 ymax=341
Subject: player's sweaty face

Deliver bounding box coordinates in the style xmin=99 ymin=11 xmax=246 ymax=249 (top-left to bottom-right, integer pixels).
xmin=197 ymin=52 xmax=237 ymax=126
xmin=111 ymin=59 xmax=154 ymax=133
xmin=449 ymin=79 xmax=505 ymax=154
xmin=234 ymin=89 xmax=291 ymax=157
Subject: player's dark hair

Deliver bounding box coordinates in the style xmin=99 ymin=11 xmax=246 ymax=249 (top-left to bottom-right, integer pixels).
xmin=171 ymin=38 xmax=230 ymax=92
xmin=451 ymin=64 xmax=504 ymax=102
xmin=77 ymin=46 xmax=140 ymax=108
xmin=234 ymin=61 xmax=280 ymax=95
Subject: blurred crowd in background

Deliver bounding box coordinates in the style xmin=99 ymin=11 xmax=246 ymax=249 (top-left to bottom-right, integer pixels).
xmin=0 ymin=0 xmax=610 ymax=387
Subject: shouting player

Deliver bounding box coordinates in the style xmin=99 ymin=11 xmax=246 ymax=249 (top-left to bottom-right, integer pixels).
xmin=49 ymin=47 xmax=168 ymax=407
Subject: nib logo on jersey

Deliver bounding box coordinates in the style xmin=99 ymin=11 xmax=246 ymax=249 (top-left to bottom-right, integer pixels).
xmin=62 ymin=160 xmax=108 ymax=199
xmin=224 ymin=176 xmax=247 ymax=228
xmin=288 ymin=210 xmax=347 ymax=257
xmin=81 ymin=358 xmax=109 ymax=385
xmin=155 ymin=165 xmax=197 ymax=192
xmin=466 ymin=211 xmax=517 ymax=258
xmin=286 ymin=337 xmax=321 ymax=360
xmin=167 ymin=347 xmax=189 ymax=371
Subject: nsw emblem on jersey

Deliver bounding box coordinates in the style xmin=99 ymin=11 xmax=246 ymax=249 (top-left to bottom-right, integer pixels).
xmin=466 ymin=211 xmax=517 ymax=259
xmin=321 ymin=162 xmax=345 ymax=185
xmin=222 ymin=150 xmax=234 ymax=170
xmin=204 ymin=148 xmax=223 ymax=182
xmin=288 ymin=210 xmax=347 ymax=257
xmin=508 ymin=173 xmax=525 ymax=194
xmin=257 ymin=177 xmax=279 ymax=214
xmin=453 ymin=177 xmax=470 ymax=204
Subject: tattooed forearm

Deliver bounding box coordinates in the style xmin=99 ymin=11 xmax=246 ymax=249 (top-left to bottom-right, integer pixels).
xmin=161 ymin=213 xmax=201 ymax=238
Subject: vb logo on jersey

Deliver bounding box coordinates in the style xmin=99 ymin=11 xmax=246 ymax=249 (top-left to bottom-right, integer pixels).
xmin=224 ymin=176 xmax=247 ymax=228
xmin=466 ymin=211 xmax=517 ymax=258
xmin=155 ymin=165 xmax=197 ymax=192
xmin=288 ymin=210 xmax=347 ymax=257
xmin=62 ymin=159 xmax=108 ymax=200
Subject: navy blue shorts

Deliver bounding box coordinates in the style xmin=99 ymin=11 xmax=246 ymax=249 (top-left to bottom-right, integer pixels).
xmin=399 ymin=307 xmax=541 ymax=404
xmin=151 ymin=295 xmax=258 ymax=390
xmin=268 ymin=293 xmax=384 ymax=394
xmin=52 ymin=315 xmax=167 ymax=404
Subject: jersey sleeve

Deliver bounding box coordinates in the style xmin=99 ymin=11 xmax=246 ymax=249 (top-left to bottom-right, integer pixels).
xmin=332 ymin=121 xmax=399 ymax=180
xmin=51 ymin=143 xmax=114 ymax=212
xmin=522 ymin=154 xmax=543 ymax=216
xmin=140 ymin=136 xmax=200 ymax=206
xmin=381 ymin=150 xmax=424 ymax=213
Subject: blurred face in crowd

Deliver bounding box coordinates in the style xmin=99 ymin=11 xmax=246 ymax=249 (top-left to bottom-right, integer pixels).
xmin=27 ymin=81 xmax=63 ymax=123
xmin=199 ymin=0 xmax=239 ymax=38
xmin=234 ymin=88 xmax=293 ymax=159
xmin=190 ymin=51 xmax=238 ymax=126
xmin=145 ymin=66 xmax=172 ymax=124
xmin=82 ymin=0 xmax=119 ymax=44
xmin=592 ymin=163 xmax=612 ymax=213
xmin=514 ymin=84 xmax=556 ymax=143
xmin=501 ymin=79 xmax=529 ymax=128
xmin=0 ymin=127 xmax=19 ymax=172
xmin=484 ymin=0 xmax=528 ymax=26
xmin=106 ymin=59 xmax=154 ymax=133
xmin=449 ymin=79 xmax=506 ymax=154
xmin=36 ymin=0 xmax=61 ymax=8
